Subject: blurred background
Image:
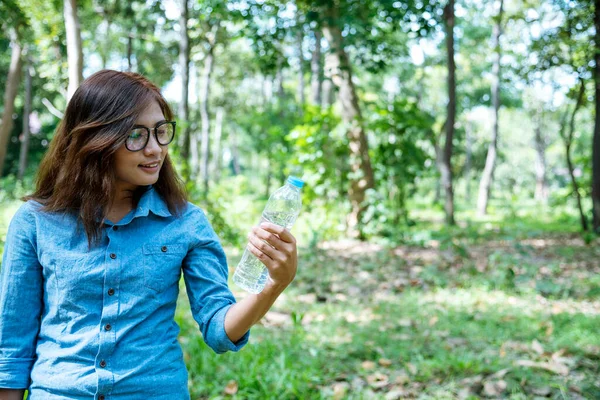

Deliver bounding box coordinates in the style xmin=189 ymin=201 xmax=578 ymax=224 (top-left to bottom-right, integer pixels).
xmin=1 ymin=0 xmax=599 ymax=398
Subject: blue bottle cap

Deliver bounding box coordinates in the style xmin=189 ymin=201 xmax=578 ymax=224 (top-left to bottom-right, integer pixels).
xmin=287 ymin=176 xmax=305 ymax=188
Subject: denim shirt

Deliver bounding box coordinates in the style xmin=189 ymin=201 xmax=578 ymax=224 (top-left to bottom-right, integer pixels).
xmin=0 ymin=186 xmax=249 ymax=399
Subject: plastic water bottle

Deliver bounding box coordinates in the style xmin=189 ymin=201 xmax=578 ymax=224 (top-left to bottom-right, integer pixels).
xmin=233 ymin=176 xmax=304 ymax=293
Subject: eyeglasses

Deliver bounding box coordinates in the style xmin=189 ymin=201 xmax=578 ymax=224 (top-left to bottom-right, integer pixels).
xmin=125 ymin=121 xmax=176 ymax=152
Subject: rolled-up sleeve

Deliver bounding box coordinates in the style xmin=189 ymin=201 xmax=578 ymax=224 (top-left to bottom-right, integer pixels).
xmin=0 ymin=203 xmax=43 ymax=388
xmin=182 ymin=208 xmax=249 ymax=354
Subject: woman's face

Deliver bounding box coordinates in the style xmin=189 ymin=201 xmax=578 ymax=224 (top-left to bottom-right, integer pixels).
xmin=113 ymin=100 xmax=169 ymax=194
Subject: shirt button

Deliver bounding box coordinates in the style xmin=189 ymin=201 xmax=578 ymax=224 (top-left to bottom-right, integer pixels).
xmin=108 ymin=288 xmax=115 ymax=296
xmin=99 ymin=395 xmax=105 ymax=400
xmin=113 ymin=226 xmax=119 ymax=231
xmin=110 ymin=253 xmax=117 ymax=259
xmin=104 ymin=324 xmax=112 ymax=331
xmin=161 ymin=246 xmax=168 ymax=252
xmin=100 ymin=360 xmax=107 ymax=368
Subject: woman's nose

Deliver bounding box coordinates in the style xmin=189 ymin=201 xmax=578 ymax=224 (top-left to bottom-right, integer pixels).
xmin=144 ymin=131 xmax=162 ymax=155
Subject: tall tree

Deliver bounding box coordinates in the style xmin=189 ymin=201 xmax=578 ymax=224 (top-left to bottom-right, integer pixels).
xmin=310 ymin=29 xmax=323 ymax=106
xmin=212 ymin=107 xmax=224 ymax=183
xmin=63 ymin=0 xmax=83 ymax=101
xmin=321 ymin=3 xmax=375 ymax=236
xmin=18 ymin=50 xmax=32 ymax=181
xmin=464 ymin=120 xmax=473 ymax=200
xmin=125 ymin=1 xmax=134 ymax=71
xmin=477 ymin=0 xmax=504 ymax=216
xmin=0 ymin=29 xmax=23 ymax=176
xmin=529 ymin=0 xmax=596 ymax=230
xmin=561 ymin=80 xmax=588 ymax=231
xmin=296 ymin=12 xmax=305 ymax=114
xmin=441 ymin=0 xmax=457 ymax=225
xmin=198 ymin=24 xmax=219 ymax=193
xmin=179 ymin=0 xmax=191 ymax=179
xmin=532 ymin=108 xmax=549 ymax=202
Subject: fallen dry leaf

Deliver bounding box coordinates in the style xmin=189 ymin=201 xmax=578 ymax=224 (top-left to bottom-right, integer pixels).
xmin=551 ymin=348 xmax=566 ymax=360
xmin=483 ymin=380 xmax=507 ymax=397
xmin=429 ymin=316 xmax=439 ymax=326
xmin=460 ymin=375 xmax=483 ymax=386
xmin=261 ymin=311 xmax=290 ymax=327
xmin=385 ymin=387 xmax=407 ymax=400
xmin=530 ymin=386 xmax=552 ymax=396
xmin=378 ymin=358 xmax=393 ymax=367
xmin=224 ymin=380 xmax=238 ymax=395
xmin=332 ymin=382 xmax=349 ymax=400
xmin=457 ymin=388 xmax=472 ymax=400
xmin=515 ymin=360 xmax=569 ymax=376
xmin=531 ymin=339 xmax=544 ymax=355
xmin=394 ymin=373 xmax=410 ymax=385
xmin=584 ymin=345 xmax=600 ymax=357
xmin=297 ymin=293 xmax=317 ymax=304
xmin=405 ymin=362 xmax=418 ymax=375
xmin=366 ymin=372 xmax=389 ymax=389
xmin=361 ymin=360 xmax=376 ymax=370
xmin=490 ymin=368 xmax=511 ymax=380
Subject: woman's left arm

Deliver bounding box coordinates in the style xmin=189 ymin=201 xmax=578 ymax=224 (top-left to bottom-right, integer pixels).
xmin=224 ymin=222 xmax=298 ymax=342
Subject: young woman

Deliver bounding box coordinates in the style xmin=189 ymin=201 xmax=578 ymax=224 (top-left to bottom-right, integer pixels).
xmin=0 ymin=70 xmax=298 ymax=399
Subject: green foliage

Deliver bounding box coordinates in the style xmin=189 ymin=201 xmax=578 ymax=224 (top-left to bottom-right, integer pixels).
xmin=286 ymin=105 xmax=344 ymax=204
xmin=361 ymin=99 xmax=434 ymax=239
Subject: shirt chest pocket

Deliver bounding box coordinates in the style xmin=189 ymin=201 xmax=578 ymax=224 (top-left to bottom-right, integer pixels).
xmin=142 ymin=244 xmax=187 ymax=293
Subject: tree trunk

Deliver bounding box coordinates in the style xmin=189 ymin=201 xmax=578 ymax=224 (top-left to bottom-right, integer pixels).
xmin=64 ymin=0 xmax=83 ymax=101
xmin=276 ymin=58 xmax=285 ymax=102
xmin=322 ymin=78 xmax=334 ymax=108
xmin=199 ymin=32 xmax=217 ymax=194
xmin=322 ymin=7 xmax=375 ymax=237
xmin=0 ymin=31 xmax=23 ymax=177
xmin=432 ymin=133 xmax=444 ymax=205
xmin=477 ymin=0 xmax=503 ymax=216
xmin=102 ymin=20 xmax=111 ymax=69
xmin=593 ymin=0 xmax=600 ymax=232
xmin=297 ymin=16 xmax=305 ymax=115
xmin=562 ymin=80 xmax=588 ymax=231
xmin=212 ymin=107 xmax=224 ymax=183
xmin=464 ymin=121 xmax=473 ymax=201
xmin=189 ymin=65 xmax=201 ymax=180
xmin=310 ymin=29 xmax=323 ymax=107
xmin=127 ymin=34 xmax=133 ymax=71
xmin=442 ymin=0 xmax=457 ymax=225
xmin=533 ymin=110 xmax=549 ymax=203
xmin=178 ymin=0 xmax=191 ymax=173
xmin=18 ymin=52 xmax=32 ymax=181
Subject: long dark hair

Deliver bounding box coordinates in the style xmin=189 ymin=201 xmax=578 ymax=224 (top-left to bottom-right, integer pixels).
xmin=25 ymin=70 xmax=188 ymax=248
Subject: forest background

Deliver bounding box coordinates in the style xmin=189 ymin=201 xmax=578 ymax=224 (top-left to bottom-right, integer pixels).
xmin=1 ymin=0 xmax=599 ymax=398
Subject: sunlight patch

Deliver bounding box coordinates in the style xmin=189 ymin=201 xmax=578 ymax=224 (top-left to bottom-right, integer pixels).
xmin=419 ymin=288 xmax=600 ymax=316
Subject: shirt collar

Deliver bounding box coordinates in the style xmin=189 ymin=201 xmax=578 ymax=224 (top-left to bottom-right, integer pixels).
xmin=105 ymin=186 xmax=172 ymax=227
xmin=133 ymin=186 xmax=172 ymax=219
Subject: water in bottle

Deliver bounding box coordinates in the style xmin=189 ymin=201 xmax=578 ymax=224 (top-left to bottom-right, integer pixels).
xmin=233 ymin=176 xmax=304 ymax=293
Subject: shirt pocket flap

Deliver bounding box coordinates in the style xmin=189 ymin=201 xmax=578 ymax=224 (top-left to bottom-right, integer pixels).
xmin=143 ymin=244 xmax=187 ymax=255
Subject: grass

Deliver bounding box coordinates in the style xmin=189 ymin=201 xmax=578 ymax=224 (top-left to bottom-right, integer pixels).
xmin=175 ymin=224 xmax=600 ymax=399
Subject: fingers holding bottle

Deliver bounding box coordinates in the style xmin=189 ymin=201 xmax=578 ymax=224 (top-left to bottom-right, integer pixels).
xmin=246 ymin=222 xmax=297 ymax=287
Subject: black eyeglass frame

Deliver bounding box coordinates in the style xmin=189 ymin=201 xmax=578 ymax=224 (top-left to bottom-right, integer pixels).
xmin=125 ymin=120 xmax=177 ymax=152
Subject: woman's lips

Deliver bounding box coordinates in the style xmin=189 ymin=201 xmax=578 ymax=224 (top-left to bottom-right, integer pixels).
xmin=139 ymin=161 xmax=160 ymax=173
